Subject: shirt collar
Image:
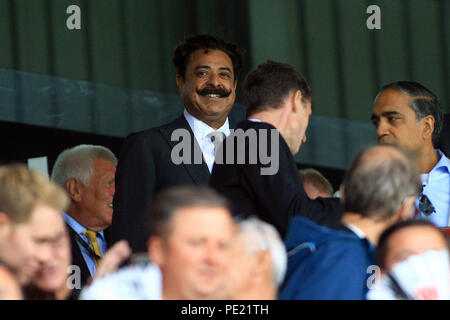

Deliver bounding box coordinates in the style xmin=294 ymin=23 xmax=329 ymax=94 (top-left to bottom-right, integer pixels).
xmin=433 ymin=149 xmax=450 ymax=172
xmin=64 ymin=212 xmax=104 ymax=238
xmin=183 ymin=109 xmax=230 ymax=142
xmin=344 ymin=223 xmax=366 ymax=240
xmin=422 ymin=149 xmax=450 ymax=185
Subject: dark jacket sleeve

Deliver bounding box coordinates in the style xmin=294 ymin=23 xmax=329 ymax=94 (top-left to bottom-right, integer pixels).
xmin=237 ymin=128 xmax=343 ymax=237
xmin=111 ymin=132 xmax=156 ymax=253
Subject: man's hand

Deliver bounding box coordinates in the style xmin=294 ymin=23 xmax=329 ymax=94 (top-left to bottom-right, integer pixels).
xmin=92 ymin=240 xmax=132 ymax=281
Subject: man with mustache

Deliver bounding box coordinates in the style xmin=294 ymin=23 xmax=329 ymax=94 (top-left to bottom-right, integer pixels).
xmin=371 ymin=81 xmax=449 ymax=227
xmin=111 ymin=34 xmax=244 ymax=253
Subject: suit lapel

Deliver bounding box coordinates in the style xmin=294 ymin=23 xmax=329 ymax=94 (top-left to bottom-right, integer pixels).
xmin=66 ymin=224 xmax=91 ymax=285
xmin=159 ymin=115 xmax=210 ymax=184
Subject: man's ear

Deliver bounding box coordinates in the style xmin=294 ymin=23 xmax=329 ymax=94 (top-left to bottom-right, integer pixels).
xmin=421 ymin=115 xmax=435 ymax=141
xmin=0 ymin=212 xmax=11 ymax=237
xmin=291 ymin=90 xmax=303 ymax=114
xmin=175 ymin=75 xmax=184 ymax=96
xmin=397 ymin=196 xmax=417 ymax=221
xmin=147 ymin=236 xmax=165 ymax=267
xmin=66 ymin=178 xmax=83 ymax=202
xmin=338 ymin=184 xmax=345 ymax=205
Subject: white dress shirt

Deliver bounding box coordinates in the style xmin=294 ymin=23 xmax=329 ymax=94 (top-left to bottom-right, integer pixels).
xmin=415 ymin=150 xmax=450 ymax=227
xmin=183 ymin=109 xmax=230 ymax=172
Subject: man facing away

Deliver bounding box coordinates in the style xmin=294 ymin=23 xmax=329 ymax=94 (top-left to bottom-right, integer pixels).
xmin=111 ymin=34 xmax=244 ymax=253
xmin=210 ymin=60 xmax=343 ymax=239
xmin=279 ymin=145 xmax=421 ymax=299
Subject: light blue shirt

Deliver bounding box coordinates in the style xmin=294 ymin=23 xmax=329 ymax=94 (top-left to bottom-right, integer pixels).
xmin=183 ymin=109 xmax=230 ymax=172
xmin=64 ymin=213 xmax=108 ymax=276
xmin=415 ymin=150 xmax=450 ymax=227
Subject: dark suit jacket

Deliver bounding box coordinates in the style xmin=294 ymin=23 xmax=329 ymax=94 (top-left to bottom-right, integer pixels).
xmin=67 ymin=227 xmax=90 ymax=292
xmin=210 ymin=120 xmax=343 ymax=238
xmin=111 ymin=115 xmax=211 ymax=253
xmin=67 ymin=226 xmax=111 ymax=291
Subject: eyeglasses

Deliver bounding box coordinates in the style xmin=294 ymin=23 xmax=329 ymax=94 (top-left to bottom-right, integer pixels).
xmin=418 ymin=193 xmax=435 ymax=216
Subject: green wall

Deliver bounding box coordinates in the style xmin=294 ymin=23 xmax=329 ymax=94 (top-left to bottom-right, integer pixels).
xmin=0 ymin=0 xmax=448 ymax=123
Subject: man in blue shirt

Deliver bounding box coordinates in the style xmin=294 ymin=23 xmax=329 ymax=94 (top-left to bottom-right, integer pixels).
xmin=51 ymin=144 xmax=117 ymax=287
xmin=371 ymin=81 xmax=450 ymax=227
xmin=279 ymin=145 xmax=421 ymax=299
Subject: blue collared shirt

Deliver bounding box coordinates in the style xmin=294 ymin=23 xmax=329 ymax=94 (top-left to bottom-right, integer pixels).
xmin=415 ymin=150 xmax=450 ymax=227
xmin=183 ymin=109 xmax=230 ymax=173
xmin=64 ymin=213 xmax=108 ymax=276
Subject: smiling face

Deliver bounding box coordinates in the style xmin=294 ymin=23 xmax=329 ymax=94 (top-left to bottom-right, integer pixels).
xmin=0 ymin=204 xmax=67 ymax=285
xmin=152 ymin=206 xmax=236 ymax=300
xmin=176 ymin=49 xmax=237 ymax=129
xmin=78 ymin=159 xmax=116 ymax=231
xmin=29 ymin=208 xmax=71 ymax=293
xmin=371 ymin=89 xmax=426 ymax=153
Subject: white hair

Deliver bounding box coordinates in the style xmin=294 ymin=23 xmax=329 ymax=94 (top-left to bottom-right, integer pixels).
xmin=238 ymin=217 xmax=287 ymax=287
xmin=51 ymin=144 xmax=117 ymax=188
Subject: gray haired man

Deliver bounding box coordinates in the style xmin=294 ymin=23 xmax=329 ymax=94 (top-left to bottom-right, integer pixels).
xmin=51 ymin=144 xmax=117 ymax=287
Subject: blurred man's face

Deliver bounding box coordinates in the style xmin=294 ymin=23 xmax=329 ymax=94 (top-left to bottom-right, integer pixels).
xmin=30 ymin=211 xmax=71 ymax=293
xmin=176 ymin=49 xmax=237 ymax=128
xmin=384 ymin=226 xmax=448 ymax=271
xmin=371 ymin=89 xmax=425 ymax=153
xmin=0 ymin=204 xmax=66 ymax=285
xmin=154 ymin=206 xmax=236 ymax=300
xmin=79 ymin=159 xmax=116 ymax=230
xmin=225 ymin=231 xmax=259 ymax=299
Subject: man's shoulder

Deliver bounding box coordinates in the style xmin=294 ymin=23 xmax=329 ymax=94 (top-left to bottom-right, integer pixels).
xmin=129 ymin=115 xmax=188 ymax=138
xmin=235 ymin=119 xmax=276 ymax=131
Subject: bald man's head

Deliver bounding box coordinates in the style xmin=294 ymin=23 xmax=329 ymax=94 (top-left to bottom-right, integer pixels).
xmin=342 ymin=145 xmax=421 ymax=221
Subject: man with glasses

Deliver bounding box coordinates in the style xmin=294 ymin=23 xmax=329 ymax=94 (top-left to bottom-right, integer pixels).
xmin=371 ymin=81 xmax=450 ymax=227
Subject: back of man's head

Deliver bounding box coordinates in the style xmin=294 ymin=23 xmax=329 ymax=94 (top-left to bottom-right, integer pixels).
xmin=0 ymin=164 xmax=68 ymax=224
xmin=342 ymin=145 xmax=421 ymax=221
xmin=242 ymin=60 xmax=311 ymax=118
xmin=51 ymin=144 xmax=117 ymax=188
xmin=377 ymin=81 xmax=443 ymax=147
xmin=172 ymin=34 xmax=244 ymax=81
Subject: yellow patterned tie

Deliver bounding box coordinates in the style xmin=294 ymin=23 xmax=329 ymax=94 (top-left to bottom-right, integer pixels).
xmin=82 ymin=230 xmax=102 ymax=266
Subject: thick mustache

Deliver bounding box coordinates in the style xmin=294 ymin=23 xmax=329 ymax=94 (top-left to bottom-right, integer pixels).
xmin=197 ymin=87 xmax=231 ymax=98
